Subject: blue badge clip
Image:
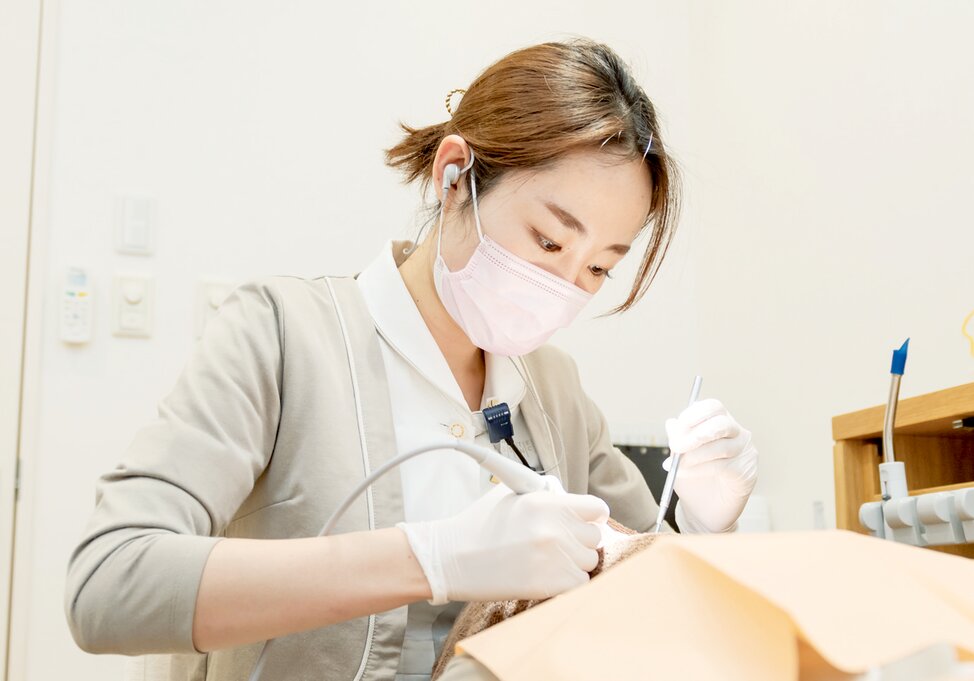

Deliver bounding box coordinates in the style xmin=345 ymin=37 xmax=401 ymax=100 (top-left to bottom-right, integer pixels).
xmin=482 ymin=402 xmax=514 ymax=444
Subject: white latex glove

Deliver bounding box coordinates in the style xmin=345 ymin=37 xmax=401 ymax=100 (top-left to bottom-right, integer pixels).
xmin=396 ymin=476 xmax=609 ymax=605
xmin=663 ymin=398 xmax=758 ymax=534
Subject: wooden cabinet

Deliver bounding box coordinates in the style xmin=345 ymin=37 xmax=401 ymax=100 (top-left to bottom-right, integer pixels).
xmin=832 ymin=382 xmax=974 ymax=558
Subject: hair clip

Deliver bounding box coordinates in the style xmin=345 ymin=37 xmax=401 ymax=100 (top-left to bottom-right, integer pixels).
xmin=641 ymin=132 xmax=654 ymax=161
xmin=445 ymin=89 xmax=466 ymax=117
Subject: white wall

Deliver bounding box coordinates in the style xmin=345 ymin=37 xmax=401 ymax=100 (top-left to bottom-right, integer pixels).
xmin=685 ymin=0 xmax=974 ymax=531
xmin=13 ymin=1 xmax=974 ymax=680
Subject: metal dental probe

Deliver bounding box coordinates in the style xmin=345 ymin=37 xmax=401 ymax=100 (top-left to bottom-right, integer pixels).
xmin=653 ymin=375 xmax=703 ymax=534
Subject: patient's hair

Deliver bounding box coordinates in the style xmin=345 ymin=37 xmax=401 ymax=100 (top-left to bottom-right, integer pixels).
xmin=384 ymin=37 xmax=681 ymax=313
xmin=430 ymin=518 xmax=658 ymax=680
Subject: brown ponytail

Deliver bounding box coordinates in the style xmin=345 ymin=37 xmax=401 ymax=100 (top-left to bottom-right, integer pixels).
xmin=385 ymin=37 xmax=681 ymax=313
xmin=385 ymin=121 xmax=449 ymax=188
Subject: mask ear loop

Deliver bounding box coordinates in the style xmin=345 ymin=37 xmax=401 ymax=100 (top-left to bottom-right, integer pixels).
xmin=467 ymin=159 xmax=485 ymax=243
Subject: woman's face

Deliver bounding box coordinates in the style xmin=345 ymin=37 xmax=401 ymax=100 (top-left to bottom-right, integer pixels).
xmin=439 ymin=147 xmax=654 ymax=295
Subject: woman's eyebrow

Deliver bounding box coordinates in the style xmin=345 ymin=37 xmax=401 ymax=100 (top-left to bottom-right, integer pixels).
xmin=544 ymin=200 xmax=588 ymax=235
xmin=543 ymin=200 xmax=631 ymax=255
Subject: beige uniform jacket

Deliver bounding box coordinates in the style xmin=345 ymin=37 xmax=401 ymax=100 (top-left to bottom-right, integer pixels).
xmin=63 ymin=274 xmax=667 ymax=680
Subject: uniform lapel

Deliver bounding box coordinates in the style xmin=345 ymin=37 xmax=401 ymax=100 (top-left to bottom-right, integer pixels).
xmin=326 ymin=275 xmax=407 ymax=680
xmin=327 ymin=275 xmax=404 ymax=526
xmin=515 ymin=357 xmax=566 ymax=487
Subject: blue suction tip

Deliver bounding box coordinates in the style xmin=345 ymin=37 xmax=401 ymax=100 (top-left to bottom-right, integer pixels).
xmin=890 ymin=338 xmax=910 ymax=375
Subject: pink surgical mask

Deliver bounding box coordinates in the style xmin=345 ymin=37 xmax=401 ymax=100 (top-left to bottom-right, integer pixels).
xmin=432 ymin=158 xmax=593 ymax=356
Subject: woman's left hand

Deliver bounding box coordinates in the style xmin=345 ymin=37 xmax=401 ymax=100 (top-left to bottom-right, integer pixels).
xmin=663 ymin=398 xmax=758 ymax=533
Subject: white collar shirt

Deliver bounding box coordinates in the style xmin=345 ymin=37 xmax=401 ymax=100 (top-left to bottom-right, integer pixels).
xmin=355 ymin=240 xmax=541 ymax=681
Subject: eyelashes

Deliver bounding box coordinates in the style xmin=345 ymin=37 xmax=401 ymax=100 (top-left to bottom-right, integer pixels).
xmin=537 ymin=234 xmax=559 ymax=252
xmin=531 ymin=228 xmax=613 ymax=279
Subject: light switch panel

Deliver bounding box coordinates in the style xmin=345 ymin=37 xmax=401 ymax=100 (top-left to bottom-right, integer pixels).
xmin=112 ymin=274 xmax=154 ymax=337
xmin=115 ymin=196 xmax=155 ymax=255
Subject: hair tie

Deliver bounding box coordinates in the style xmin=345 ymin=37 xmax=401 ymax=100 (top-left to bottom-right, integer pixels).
xmin=445 ymin=89 xmax=466 ymax=117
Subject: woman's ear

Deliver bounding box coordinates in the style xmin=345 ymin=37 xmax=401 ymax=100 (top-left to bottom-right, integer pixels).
xmin=433 ymin=134 xmax=473 ymax=200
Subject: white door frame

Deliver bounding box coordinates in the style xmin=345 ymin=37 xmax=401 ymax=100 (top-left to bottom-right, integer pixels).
xmin=0 ymin=0 xmax=57 ymax=679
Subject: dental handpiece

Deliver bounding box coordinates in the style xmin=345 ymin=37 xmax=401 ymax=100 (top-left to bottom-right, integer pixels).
xmin=320 ymin=438 xmax=548 ymax=536
xmin=247 ymin=438 xmax=548 ymax=681
xmin=653 ymin=375 xmax=703 ymax=534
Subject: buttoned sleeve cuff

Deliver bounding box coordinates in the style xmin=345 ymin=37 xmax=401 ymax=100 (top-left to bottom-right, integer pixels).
xmin=66 ymin=533 xmax=223 ymax=654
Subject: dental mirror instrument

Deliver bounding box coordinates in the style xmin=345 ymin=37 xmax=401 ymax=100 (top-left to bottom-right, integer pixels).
xmin=653 ymin=375 xmax=703 ymax=534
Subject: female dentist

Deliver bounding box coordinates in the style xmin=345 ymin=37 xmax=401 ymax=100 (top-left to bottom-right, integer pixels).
xmin=65 ymin=38 xmax=757 ymax=681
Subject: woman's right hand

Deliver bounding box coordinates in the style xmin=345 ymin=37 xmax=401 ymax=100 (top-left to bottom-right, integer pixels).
xmin=396 ymin=477 xmax=609 ymax=604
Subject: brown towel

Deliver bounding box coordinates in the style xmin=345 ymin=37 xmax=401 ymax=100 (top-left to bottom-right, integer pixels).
xmin=430 ymin=518 xmax=658 ymax=680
